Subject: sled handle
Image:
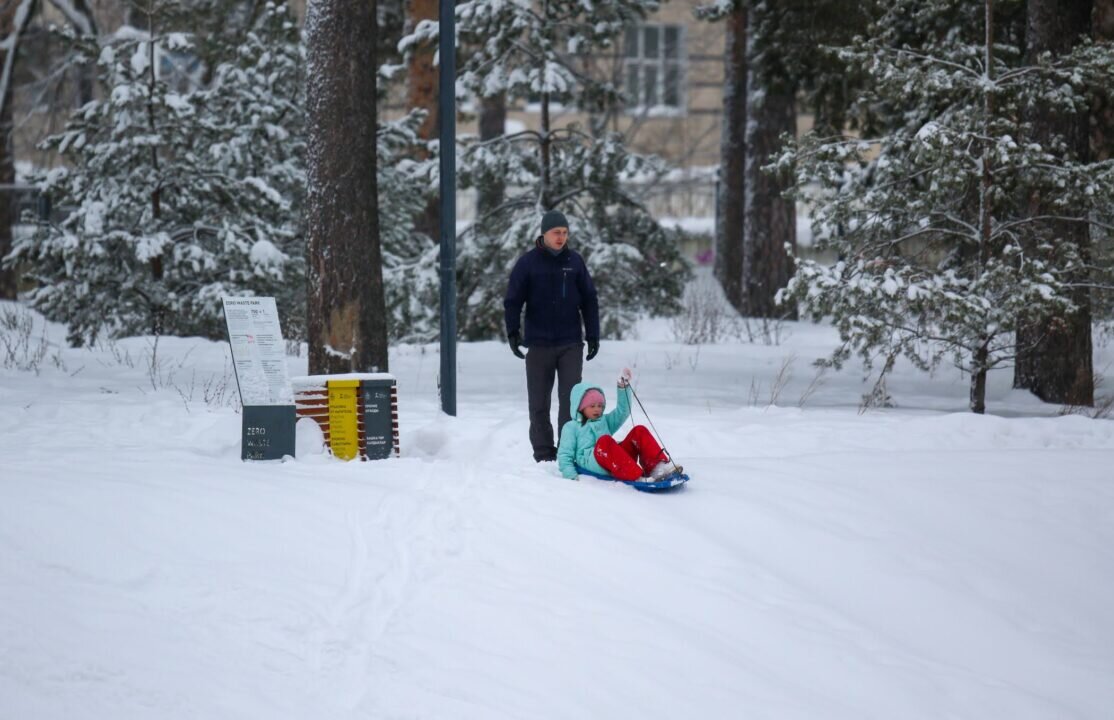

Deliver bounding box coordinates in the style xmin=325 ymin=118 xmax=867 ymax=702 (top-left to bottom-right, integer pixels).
xmin=629 ymin=382 xmax=671 ymax=465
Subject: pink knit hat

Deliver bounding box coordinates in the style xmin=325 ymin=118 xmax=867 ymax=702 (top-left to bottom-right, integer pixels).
xmin=579 ymin=388 xmax=605 ymax=413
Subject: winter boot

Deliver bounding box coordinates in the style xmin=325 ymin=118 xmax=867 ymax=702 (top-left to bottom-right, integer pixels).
xmin=648 ymin=459 xmax=682 ymax=481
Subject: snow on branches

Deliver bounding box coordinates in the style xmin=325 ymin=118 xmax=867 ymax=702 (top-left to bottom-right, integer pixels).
xmin=403 ymin=0 xmax=687 ymax=340
xmin=12 ymin=2 xmax=305 ymax=344
xmin=777 ymin=0 xmax=1114 ymax=412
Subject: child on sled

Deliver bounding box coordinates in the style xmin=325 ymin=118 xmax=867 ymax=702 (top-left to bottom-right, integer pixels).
xmin=556 ymin=368 xmax=682 ymax=482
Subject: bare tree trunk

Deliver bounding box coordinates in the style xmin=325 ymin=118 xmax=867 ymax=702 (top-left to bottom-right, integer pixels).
xmin=0 ymin=71 xmax=14 ymax=299
xmin=405 ymin=0 xmax=438 ymax=139
xmin=1014 ymin=0 xmax=1094 ymax=406
xmin=477 ymin=92 xmax=506 ymax=217
xmin=743 ymin=13 xmax=796 ymax=319
xmin=306 ymin=0 xmax=388 ymax=374
xmin=1093 ymin=0 xmax=1114 ymax=160
xmin=715 ymin=4 xmax=746 ymax=313
xmin=405 ymin=0 xmax=439 ymax=242
xmin=144 ymin=8 xmax=166 ymax=335
xmin=539 ymin=0 xmax=552 ymax=210
xmin=972 ymin=0 xmax=995 ymax=415
xmin=971 ymin=339 xmax=989 ymax=414
xmin=540 ymin=90 xmax=551 ymax=209
xmin=0 ymin=0 xmax=34 ymax=299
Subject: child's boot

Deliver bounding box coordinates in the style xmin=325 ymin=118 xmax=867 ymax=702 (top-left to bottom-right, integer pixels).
xmin=648 ymin=459 xmax=682 ymax=480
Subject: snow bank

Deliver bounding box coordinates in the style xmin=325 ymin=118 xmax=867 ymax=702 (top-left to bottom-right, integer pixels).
xmin=2 ymin=302 xmax=1112 ymax=719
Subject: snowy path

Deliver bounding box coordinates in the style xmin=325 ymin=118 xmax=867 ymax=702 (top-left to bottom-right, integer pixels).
xmin=2 ymin=306 xmax=1113 ymax=718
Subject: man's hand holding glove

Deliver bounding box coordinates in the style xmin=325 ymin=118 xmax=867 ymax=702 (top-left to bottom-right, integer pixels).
xmin=508 ymin=332 xmax=525 ymax=359
xmin=586 ymin=338 xmax=599 ymax=361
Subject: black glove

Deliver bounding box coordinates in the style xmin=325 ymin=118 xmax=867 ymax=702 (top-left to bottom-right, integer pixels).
xmin=586 ymin=338 xmax=599 ymax=361
xmin=508 ymin=331 xmax=525 ymax=359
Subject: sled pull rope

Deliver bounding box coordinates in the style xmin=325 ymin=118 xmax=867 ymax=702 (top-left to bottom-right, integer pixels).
xmin=629 ymin=383 xmax=671 ymax=464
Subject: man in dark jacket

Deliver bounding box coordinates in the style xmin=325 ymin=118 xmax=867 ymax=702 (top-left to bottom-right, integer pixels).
xmin=505 ymin=210 xmax=600 ymax=462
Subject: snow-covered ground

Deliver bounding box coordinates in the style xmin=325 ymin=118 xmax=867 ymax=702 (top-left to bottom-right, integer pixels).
xmin=2 ymin=299 xmax=1113 ymax=719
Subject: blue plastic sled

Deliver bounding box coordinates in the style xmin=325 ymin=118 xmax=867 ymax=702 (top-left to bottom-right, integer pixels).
xmin=575 ymin=465 xmax=689 ymax=493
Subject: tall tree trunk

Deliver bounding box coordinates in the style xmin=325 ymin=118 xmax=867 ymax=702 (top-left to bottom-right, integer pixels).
xmin=539 ymin=0 xmax=552 ymax=210
xmin=540 ymin=91 xmax=551 ymax=209
xmin=477 ymin=92 xmax=506 ymax=218
xmin=715 ymin=3 xmax=746 ymax=313
xmin=405 ymin=0 xmax=438 ymax=140
xmin=743 ymin=14 xmax=796 ymax=319
xmin=0 ymin=72 xmax=14 ymax=299
xmin=405 ymin=0 xmax=439 ymax=243
xmin=306 ymin=0 xmax=388 ymax=374
xmin=141 ymin=9 xmax=167 ymax=335
xmin=972 ymin=0 xmax=995 ymax=415
xmin=1093 ymin=0 xmax=1114 ymax=160
xmin=0 ymin=0 xmax=33 ymax=300
xmin=1014 ymin=0 xmax=1094 ymax=406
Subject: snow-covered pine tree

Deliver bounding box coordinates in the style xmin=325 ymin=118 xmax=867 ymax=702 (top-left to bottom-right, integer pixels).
xmin=377 ymin=110 xmax=440 ymax=343
xmin=159 ymin=0 xmax=273 ymax=85
xmin=405 ymin=0 xmax=688 ymax=340
xmin=197 ymin=1 xmax=306 ymax=337
xmin=371 ymin=1 xmax=444 ymax=343
xmin=13 ymin=16 xmax=204 ymax=344
xmin=10 ymin=1 xmax=306 ymax=345
xmin=776 ymin=0 xmax=1114 ymax=413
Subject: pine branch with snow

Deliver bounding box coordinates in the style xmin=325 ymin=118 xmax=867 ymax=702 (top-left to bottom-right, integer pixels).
xmin=377 ymin=110 xmax=441 ymax=343
xmin=776 ymin=0 xmax=1114 ymax=412
xmin=406 ymin=0 xmax=688 ymax=340
xmin=9 ymin=2 xmax=306 ymax=344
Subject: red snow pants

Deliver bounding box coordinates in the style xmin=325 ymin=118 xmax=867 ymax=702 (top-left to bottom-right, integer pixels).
xmin=593 ymin=425 xmax=667 ymax=481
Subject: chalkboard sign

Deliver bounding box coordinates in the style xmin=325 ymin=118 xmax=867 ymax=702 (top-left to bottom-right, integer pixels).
xmin=361 ymin=379 xmax=395 ymax=460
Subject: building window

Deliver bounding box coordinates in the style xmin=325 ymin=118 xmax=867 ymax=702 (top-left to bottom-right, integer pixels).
xmin=624 ymin=24 xmax=685 ymax=111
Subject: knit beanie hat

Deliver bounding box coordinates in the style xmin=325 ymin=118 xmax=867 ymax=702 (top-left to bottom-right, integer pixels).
xmin=579 ymin=388 xmax=605 ymax=413
xmin=541 ymin=210 xmax=569 ymax=234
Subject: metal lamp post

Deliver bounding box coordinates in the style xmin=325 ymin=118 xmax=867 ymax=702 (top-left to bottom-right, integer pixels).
xmin=438 ymin=0 xmax=457 ymax=416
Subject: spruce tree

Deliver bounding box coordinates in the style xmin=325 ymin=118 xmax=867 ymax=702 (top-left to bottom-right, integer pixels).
xmin=10 ymin=1 xmax=306 ymax=345
xmin=377 ymin=111 xmax=440 ymax=343
xmin=195 ymin=0 xmax=307 ymax=337
xmin=777 ymin=0 xmax=1114 ymax=413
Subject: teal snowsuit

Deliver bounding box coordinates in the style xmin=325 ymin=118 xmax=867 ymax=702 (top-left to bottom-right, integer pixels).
xmin=557 ymin=381 xmax=633 ymax=480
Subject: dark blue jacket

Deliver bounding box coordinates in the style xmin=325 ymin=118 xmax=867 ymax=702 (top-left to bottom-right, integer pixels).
xmin=504 ymin=239 xmax=600 ymax=347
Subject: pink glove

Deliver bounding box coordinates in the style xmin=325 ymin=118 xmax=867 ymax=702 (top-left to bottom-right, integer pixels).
xmin=617 ymin=367 xmax=632 ymax=388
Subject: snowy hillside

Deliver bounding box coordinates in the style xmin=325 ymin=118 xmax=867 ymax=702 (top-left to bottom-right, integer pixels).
xmin=2 ymin=301 xmax=1113 ymax=719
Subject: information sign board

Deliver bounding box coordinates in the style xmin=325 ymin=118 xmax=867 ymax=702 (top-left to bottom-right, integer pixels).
xmin=221 ymin=297 xmax=294 ymax=406
xmin=223 ymin=296 xmax=296 ymax=461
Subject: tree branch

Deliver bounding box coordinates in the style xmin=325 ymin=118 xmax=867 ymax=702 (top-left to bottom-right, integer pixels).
xmin=0 ymin=0 xmax=36 ymax=118
xmin=880 ymin=46 xmax=982 ymax=79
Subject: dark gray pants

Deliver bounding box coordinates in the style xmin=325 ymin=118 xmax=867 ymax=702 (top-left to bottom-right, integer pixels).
xmin=525 ymin=343 xmax=583 ymax=461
